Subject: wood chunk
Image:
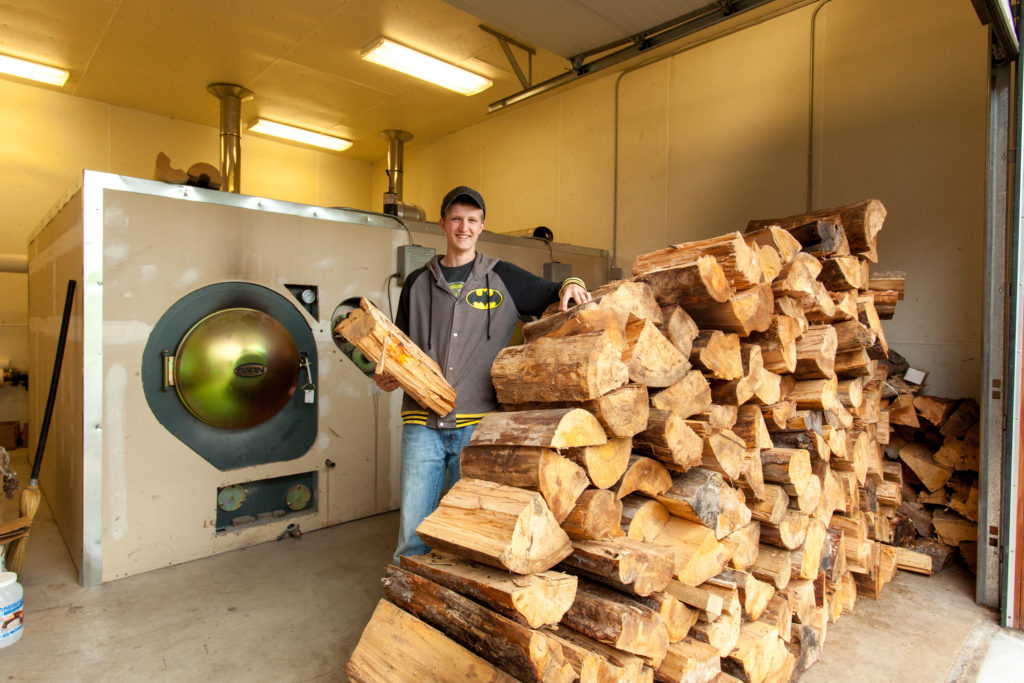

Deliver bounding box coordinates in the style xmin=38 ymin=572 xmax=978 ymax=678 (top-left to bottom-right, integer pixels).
xmin=561 ymin=537 xmax=675 ymax=597
xmin=345 ymin=599 xmax=518 ymax=683
xmin=901 ymin=537 xmax=956 ymax=573
xmin=635 ymin=409 xmax=705 ymax=470
xmin=913 ymin=394 xmax=957 ymax=426
xmin=651 ymin=370 xmax=714 ymax=420
xmin=523 ymin=301 xmax=630 ymax=350
xmin=690 ymin=284 xmax=774 ymax=336
xmin=562 ymin=578 xmax=670 ymax=666
xmin=932 ymin=509 xmax=977 ymax=547
xmin=788 ymin=623 xmax=822 ymax=674
xmin=711 ymin=345 xmax=765 ymax=406
xmin=746 ymin=485 xmax=789 ymax=526
xmin=657 ymin=637 xmax=723 ymax=683
xmin=760 ymin=449 xmax=812 ymax=496
xmin=793 ymin=325 xmax=837 ymax=380
xmin=623 ymin=316 xmax=691 ymax=387
xmin=691 ymin=330 xmax=744 ymax=380
xmin=940 ymin=399 xmax=980 ymax=438
xmin=760 ymin=510 xmax=809 ymax=551
xmin=895 ymin=547 xmax=933 ymax=575
xmin=562 ymin=488 xmax=626 ymax=541
xmin=714 ymin=568 xmax=775 ymax=621
xmin=633 ymin=232 xmax=764 ymax=290
xmin=654 ymin=517 xmax=731 ymax=586
xmin=564 ymin=438 xmax=633 ymax=489
xmin=898 ymin=442 xmax=952 ymax=492
xmin=335 ymin=297 xmax=455 ymax=415
xmin=750 ymin=545 xmax=792 ymax=590
xmin=382 ymin=566 xmax=575 ymax=683
xmin=723 ymin=521 xmax=762 ymax=572
xmin=622 ymin=494 xmax=671 ymax=542
xmin=638 ymin=592 xmax=699 ymax=643
xmin=933 ymin=435 xmax=980 ymax=472
xmin=636 ymin=256 xmax=736 ymax=309
xmin=746 ymin=199 xmax=887 ymax=262
xmin=761 ymin=593 xmax=792 ymax=643
xmin=690 ymin=610 xmax=742 ymax=658
xmin=416 ymin=478 xmax=573 ymax=574
xmin=724 ymin=620 xmax=780 ymax=683
xmin=664 ymin=579 xmax=726 ymax=617
xmin=659 ymin=305 xmax=701 ymax=358
xmin=749 ymin=316 xmax=800 ymax=375
xmin=617 ymin=455 xmax=675 ymax=500
xmin=492 ymin=332 xmax=629 ymax=403
xmin=472 ymin=408 xmax=607 ymax=449
xmin=400 ymin=551 xmax=578 ymax=629
xmin=772 ymin=252 xmax=822 ymax=298
xmin=656 ymin=468 xmax=752 ymax=540
xmin=507 ymin=383 xmax=650 ymax=438
xmin=460 ymin=445 xmax=589 ymax=523
xmin=787 ymin=376 xmax=838 ymax=411
xmin=818 ymin=256 xmax=867 ymax=291
xmin=743 ymin=225 xmax=803 ymax=263
xmin=751 ymin=369 xmax=783 ymax=405
xmin=790 ymin=519 xmax=828 ymax=580
xmin=700 ymin=429 xmax=749 ymax=481
xmin=857 ymin=294 xmax=889 ymax=356
xmin=888 ymin=393 xmax=920 ymax=428
xmin=548 ymin=626 xmax=654 ymax=683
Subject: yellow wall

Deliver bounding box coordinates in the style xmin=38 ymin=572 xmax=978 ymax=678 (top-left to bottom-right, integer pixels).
xmin=0 ymin=80 xmax=374 ymax=423
xmin=390 ymin=0 xmax=988 ymax=399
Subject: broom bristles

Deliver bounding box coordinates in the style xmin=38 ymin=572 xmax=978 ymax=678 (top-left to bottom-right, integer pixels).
xmin=5 ymin=484 xmax=41 ymax=574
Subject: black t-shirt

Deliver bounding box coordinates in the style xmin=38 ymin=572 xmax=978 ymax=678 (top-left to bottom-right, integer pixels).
xmin=438 ymin=261 xmax=474 ymax=298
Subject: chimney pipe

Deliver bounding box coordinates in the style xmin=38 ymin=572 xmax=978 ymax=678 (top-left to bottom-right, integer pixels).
xmin=379 ymin=130 xmax=424 ymax=220
xmin=207 ymin=83 xmax=254 ymax=193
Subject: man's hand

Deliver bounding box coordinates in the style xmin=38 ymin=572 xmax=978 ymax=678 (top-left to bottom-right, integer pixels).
xmin=374 ymin=372 xmax=400 ymax=392
xmin=559 ymin=283 xmax=592 ymax=311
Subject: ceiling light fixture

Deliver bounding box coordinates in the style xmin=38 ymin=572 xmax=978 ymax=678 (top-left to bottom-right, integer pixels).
xmin=247 ymin=119 xmax=353 ymax=152
xmin=360 ymin=37 xmax=492 ymax=96
xmin=0 ymin=53 xmax=69 ymax=87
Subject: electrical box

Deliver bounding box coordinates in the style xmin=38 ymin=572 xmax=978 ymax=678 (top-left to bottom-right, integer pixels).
xmin=398 ymin=245 xmax=436 ymax=285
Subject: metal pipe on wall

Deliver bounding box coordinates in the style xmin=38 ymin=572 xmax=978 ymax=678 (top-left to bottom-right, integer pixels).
xmin=0 ymin=254 xmax=28 ymax=273
xmin=379 ymin=130 xmax=425 ymax=220
xmin=207 ymin=83 xmax=254 ymax=193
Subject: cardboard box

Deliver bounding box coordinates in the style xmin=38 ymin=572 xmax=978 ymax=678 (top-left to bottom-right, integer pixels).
xmin=0 ymin=421 xmax=20 ymax=450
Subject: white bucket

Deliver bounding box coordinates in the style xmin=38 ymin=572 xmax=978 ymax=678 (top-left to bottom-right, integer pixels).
xmin=0 ymin=571 xmax=24 ymax=648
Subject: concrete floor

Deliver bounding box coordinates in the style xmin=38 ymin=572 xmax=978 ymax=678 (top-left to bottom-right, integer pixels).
xmin=1 ymin=445 xmax=1022 ymax=681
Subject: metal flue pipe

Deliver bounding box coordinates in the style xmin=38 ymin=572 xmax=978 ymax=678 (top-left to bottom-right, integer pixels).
xmin=207 ymin=83 xmax=254 ymax=193
xmin=379 ymin=130 xmax=425 ymax=220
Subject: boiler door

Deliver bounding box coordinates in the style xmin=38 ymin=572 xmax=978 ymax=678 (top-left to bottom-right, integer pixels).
xmin=174 ymin=308 xmax=299 ymax=429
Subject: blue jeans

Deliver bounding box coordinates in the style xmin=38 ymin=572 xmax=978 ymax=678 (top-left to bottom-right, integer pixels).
xmin=392 ymin=423 xmax=476 ymax=564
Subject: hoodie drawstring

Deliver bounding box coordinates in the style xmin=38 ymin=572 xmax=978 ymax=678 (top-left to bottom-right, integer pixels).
xmin=485 ymin=272 xmax=491 ymax=340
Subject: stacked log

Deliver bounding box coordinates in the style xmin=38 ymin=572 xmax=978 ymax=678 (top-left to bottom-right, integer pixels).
xmin=348 ymin=199 xmax=941 ymax=683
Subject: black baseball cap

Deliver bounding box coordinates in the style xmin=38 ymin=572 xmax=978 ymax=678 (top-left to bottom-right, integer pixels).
xmin=440 ymin=185 xmax=485 ymax=219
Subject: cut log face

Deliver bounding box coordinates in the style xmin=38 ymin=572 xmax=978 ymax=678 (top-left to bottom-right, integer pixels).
xmin=471 ymin=408 xmax=607 ymax=449
xmin=701 ymin=429 xmax=749 ymax=481
xmin=562 ymin=578 xmax=671 ymax=666
xmin=621 ymin=494 xmax=671 ymax=542
xmin=634 ymin=409 xmax=704 ymax=470
xmin=691 ymin=330 xmax=744 ymax=380
xmin=632 ymin=232 xmax=764 ymax=290
xmin=400 ymin=551 xmax=578 ymax=629
xmin=622 ymin=315 xmax=691 ymax=387
xmin=416 ymin=478 xmax=574 ymax=574
xmin=657 ymin=637 xmax=722 ymax=683
xmin=760 ymin=448 xmax=812 ymax=496
xmin=460 ymin=445 xmax=589 ymax=523
xmin=747 ymin=199 xmax=887 ymax=262
xmin=653 ymin=517 xmax=730 ymax=586
xmin=563 ymin=438 xmax=633 ymax=489
xmin=690 ymin=284 xmax=775 ymax=337
xmin=492 ymin=331 xmax=629 ymax=403
xmin=690 ymin=610 xmax=742 ymax=658
xmin=659 ymin=305 xmax=700 ymax=358
xmin=818 ymin=256 xmax=867 ymax=291
xmin=560 ymin=537 xmax=676 ymax=597
xmin=335 ymin=298 xmax=456 ymax=415
xmin=725 ymin=620 xmax=781 ymax=683
xmin=616 ymin=455 xmax=674 ymax=499
xmin=651 ymin=370 xmax=713 ymax=419
xmin=793 ymin=325 xmax=838 ymax=380
xmin=345 ymin=599 xmax=519 ymax=683
xmin=382 ymin=566 xmax=576 ymax=683
xmin=898 ymin=442 xmax=952 ymax=492
xmin=743 ymin=225 xmax=803 ymax=264
xmin=562 ymin=488 xmax=625 ymax=541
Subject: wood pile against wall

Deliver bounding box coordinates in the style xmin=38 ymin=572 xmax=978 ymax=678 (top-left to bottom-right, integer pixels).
xmin=347 ymin=199 xmax=948 ymax=683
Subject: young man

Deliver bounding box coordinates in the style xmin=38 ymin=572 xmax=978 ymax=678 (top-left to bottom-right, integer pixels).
xmin=375 ymin=185 xmax=591 ymax=563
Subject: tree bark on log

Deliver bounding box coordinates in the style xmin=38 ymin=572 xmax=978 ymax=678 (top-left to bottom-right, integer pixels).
xmin=346 ymin=599 xmax=518 ymax=683
xmin=382 ymin=566 xmax=576 ymax=683
xmin=471 ymin=408 xmax=607 ymax=449
xmin=400 ymin=551 xmax=578 ymax=629
xmin=656 ymin=468 xmax=752 ymax=540
xmin=506 ymin=383 xmax=650 ymax=439
xmin=492 ymin=331 xmax=629 ymax=403
xmin=562 ymin=578 xmax=671 ymax=666
xmin=560 ymin=537 xmax=676 ymax=597
xmin=689 ymin=284 xmax=774 ymax=337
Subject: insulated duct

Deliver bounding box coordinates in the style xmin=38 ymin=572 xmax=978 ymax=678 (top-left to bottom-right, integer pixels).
xmin=380 ymin=130 xmax=425 ymax=220
xmin=207 ymin=83 xmax=254 ymax=193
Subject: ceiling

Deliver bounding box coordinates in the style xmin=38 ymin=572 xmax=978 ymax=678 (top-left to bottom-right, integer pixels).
xmin=0 ymin=0 xmax=719 ymax=162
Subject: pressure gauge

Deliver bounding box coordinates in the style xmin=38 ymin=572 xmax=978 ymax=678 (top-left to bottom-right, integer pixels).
xmin=300 ymin=288 xmax=316 ymax=304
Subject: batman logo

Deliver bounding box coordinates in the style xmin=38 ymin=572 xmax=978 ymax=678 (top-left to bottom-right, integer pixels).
xmin=466 ymin=288 xmax=503 ymax=310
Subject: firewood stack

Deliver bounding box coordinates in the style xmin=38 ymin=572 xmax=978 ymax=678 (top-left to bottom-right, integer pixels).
xmin=884 ymin=385 xmax=980 ymax=574
xmin=347 ymin=199 xmax=937 ymax=683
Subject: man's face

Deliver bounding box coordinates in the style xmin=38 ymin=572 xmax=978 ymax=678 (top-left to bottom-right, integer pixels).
xmin=441 ymin=202 xmax=485 ymax=253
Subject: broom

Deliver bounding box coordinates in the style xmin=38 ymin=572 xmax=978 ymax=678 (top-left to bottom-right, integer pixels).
xmin=5 ymin=280 xmax=76 ymax=575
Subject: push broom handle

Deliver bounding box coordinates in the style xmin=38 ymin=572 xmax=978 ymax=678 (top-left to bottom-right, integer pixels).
xmin=30 ymin=279 xmax=76 ymax=483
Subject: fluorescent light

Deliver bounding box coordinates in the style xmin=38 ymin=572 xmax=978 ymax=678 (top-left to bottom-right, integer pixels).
xmin=247 ymin=119 xmax=353 ymax=152
xmin=0 ymin=53 xmax=69 ymax=86
xmin=361 ymin=37 xmax=492 ymax=96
